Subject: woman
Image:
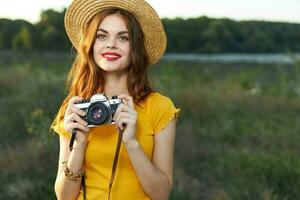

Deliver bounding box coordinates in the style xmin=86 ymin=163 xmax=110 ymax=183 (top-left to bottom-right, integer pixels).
xmin=51 ymin=0 xmax=180 ymax=200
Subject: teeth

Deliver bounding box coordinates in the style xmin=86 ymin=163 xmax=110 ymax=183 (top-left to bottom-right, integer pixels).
xmin=104 ymin=55 xmax=119 ymax=58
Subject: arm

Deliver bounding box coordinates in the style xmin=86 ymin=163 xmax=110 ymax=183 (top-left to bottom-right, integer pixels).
xmin=114 ymin=94 xmax=177 ymax=200
xmin=124 ymin=119 xmax=176 ymax=200
xmin=54 ymin=96 xmax=90 ymax=200
xmin=55 ymin=136 xmax=87 ymax=200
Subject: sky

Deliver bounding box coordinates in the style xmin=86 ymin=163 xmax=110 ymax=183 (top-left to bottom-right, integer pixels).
xmin=0 ymin=0 xmax=299 ymax=24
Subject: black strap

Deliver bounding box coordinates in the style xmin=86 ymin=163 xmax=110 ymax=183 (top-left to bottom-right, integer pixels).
xmin=82 ymin=175 xmax=86 ymax=200
xmin=69 ymin=129 xmax=77 ymax=151
xmin=69 ymin=128 xmax=123 ymax=200
xmin=69 ymin=129 xmax=86 ymax=199
xmin=108 ymin=130 xmax=123 ymax=200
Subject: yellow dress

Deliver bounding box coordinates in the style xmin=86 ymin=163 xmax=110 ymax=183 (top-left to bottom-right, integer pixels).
xmin=53 ymin=92 xmax=180 ymax=200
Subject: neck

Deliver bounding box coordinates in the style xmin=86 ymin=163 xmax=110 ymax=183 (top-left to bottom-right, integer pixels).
xmin=103 ymin=71 xmax=129 ymax=99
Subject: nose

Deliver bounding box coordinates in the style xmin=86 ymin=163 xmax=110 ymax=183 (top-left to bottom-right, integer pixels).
xmin=106 ymin=37 xmax=117 ymax=49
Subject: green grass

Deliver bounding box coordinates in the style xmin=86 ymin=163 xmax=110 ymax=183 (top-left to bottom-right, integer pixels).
xmin=0 ymin=53 xmax=300 ymax=200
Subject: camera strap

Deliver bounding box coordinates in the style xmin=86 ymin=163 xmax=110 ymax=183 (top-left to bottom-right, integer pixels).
xmin=69 ymin=128 xmax=124 ymax=200
xmin=69 ymin=129 xmax=77 ymax=151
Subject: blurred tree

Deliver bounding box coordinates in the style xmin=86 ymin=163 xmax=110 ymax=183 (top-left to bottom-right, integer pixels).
xmin=1 ymin=10 xmax=300 ymax=53
xmin=12 ymin=26 xmax=33 ymax=51
xmin=0 ymin=19 xmax=16 ymax=49
xmin=163 ymin=16 xmax=213 ymax=53
xmin=35 ymin=9 xmax=71 ymax=51
xmin=0 ymin=19 xmax=34 ymax=50
xmin=162 ymin=17 xmax=300 ymax=53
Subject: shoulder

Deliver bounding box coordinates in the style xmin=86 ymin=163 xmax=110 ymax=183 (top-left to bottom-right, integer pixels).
xmin=142 ymin=92 xmax=175 ymax=108
xmin=141 ymin=92 xmax=180 ymax=134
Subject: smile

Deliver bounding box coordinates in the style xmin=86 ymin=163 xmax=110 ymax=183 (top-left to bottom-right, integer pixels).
xmin=102 ymin=52 xmax=121 ymax=61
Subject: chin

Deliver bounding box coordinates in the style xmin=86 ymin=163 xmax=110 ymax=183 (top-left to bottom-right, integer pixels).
xmin=98 ymin=63 xmax=125 ymax=72
xmin=96 ymin=58 xmax=130 ymax=71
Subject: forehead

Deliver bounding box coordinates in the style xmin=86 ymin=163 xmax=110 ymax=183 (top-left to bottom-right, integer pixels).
xmin=98 ymin=13 xmax=128 ymax=31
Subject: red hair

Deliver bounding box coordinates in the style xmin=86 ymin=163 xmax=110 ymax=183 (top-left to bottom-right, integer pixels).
xmin=52 ymin=8 xmax=153 ymax=128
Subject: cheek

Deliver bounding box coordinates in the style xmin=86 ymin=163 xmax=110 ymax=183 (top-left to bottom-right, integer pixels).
xmin=93 ymin=41 xmax=105 ymax=62
xmin=93 ymin=46 xmax=97 ymax=60
xmin=93 ymin=41 xmax=101 ymax=53
xmin=93 ymin=42 xmax=99 ymax=58
xmin=124 ymin=50 xmax=131 ymax=65
xmin=126 ymin=43 xmax=131 ymax=54
xmin=122 ymin=44 xmax=131 ymax=60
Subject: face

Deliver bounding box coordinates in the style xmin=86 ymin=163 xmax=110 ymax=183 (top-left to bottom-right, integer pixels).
xmin=93 ymin=13 xmax=131 ymax=74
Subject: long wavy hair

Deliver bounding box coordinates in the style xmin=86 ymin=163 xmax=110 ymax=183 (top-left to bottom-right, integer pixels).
xmin=52 ymin=8 xmax=153 ymax=127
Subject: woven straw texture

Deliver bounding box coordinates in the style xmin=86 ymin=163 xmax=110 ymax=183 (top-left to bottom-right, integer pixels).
xmin=65 ymin=0 xmax=167 ymax=65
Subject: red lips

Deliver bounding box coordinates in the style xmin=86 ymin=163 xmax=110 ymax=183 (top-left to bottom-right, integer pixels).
xmin=102 ymin=52 xmax=121 ymax=61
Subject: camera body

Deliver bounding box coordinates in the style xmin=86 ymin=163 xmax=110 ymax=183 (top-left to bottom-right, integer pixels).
xmin=74 ymin=94 xmax=122 ymax=127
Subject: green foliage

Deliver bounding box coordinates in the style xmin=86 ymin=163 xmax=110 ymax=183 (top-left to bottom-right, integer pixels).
xmin=0 ymin=19 xmax=34 ymax=50
xmin=150 ymin=59 xmax=300 ymax=200
xmin=163 ymin=17 xmax=300 ymax=53
xmin=1 ymin=10 xmax=300 ymax=52
xmin=0 ymin=9 xmax=70 ymax=52
xmin=36 ymin=9 xmax=70 ymax=51
xmin=0 ymin=53 xmax=66 ymax=199
xmin=12 ymin=27 xmax=33 ymax=51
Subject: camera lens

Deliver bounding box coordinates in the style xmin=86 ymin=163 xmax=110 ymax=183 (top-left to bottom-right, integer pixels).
xmin=87 ymin=102 xmax=109 ymax=125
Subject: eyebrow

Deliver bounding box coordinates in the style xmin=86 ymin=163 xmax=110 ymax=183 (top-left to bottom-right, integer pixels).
xmin=97 ymin=28 xmax=129 ymax=35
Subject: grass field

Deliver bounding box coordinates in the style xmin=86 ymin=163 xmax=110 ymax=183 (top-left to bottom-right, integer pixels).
xmin=0 ymin=53 xmax=300 ymax=200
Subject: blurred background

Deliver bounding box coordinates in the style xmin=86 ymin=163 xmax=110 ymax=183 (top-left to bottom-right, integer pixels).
xmin=0 ymin=0 xmax=300 ymax=199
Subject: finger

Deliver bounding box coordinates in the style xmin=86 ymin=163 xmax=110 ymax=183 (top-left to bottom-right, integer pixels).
xmin=114 ymin=103 xmax=125 ymax=119
xmin=118 ymin=94 xmax=134 ymax=108
xmin=117 ymin=94 xmax=129 ymax=106
xmin=117 ymin=115 xmax=136 ymax=127
xmin=113 ymin=105 xmax=134 ymax=122
xmin=69 ymin=96 xmax=83 ymax=104
xmin=118 ymin=94 xmax=133 ymax=105
xmin=115 ymin=112 xmax=131 ymax=124
xmin=122 ymin=105 xmax=136 ymax=116
xmin=116 ymin=117 xmax=131 ymax=130
xmin=70 ymin=113 xmax=88 ymax=126
xmin=66 ymin=96 xmax=83 ymax=115
xmin=64 ymin=114 xmax=74 ymax=125
xmin=67 ymin=122 xmax=89 ymax=133
xmin=70 ymin=104 xmax=86 ymax=116
xmin=64 ymin=113 xmax=81 ymax=124
xmin=64 ymin=112 xmax=88 ymax=130
xmin=120 ymin=105 xmax=132 ymax=113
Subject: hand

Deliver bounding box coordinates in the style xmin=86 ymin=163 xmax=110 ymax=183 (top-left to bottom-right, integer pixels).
xmin=113 ymin=94 xmax=138 ymax=144
xmin=64 ymin=96 xmax=90 ymax=146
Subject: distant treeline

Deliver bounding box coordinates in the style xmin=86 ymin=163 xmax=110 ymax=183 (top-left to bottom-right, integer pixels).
xmin=1 ymin=9 xmax=300 ymax=53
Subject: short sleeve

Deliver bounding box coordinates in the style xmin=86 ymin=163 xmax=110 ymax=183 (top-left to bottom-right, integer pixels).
xmin=149 ymin=93 xmax=181 ymax=134
xmin=52 ymin=120 xmax=71 ymax=138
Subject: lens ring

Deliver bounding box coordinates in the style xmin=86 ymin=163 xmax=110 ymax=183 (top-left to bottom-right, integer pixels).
xmin=86 ymin=102 xmax=109 ymax=125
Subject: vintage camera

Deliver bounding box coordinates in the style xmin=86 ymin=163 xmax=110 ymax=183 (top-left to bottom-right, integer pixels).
xmin=74 ymin=94 xmax=122 ymax=127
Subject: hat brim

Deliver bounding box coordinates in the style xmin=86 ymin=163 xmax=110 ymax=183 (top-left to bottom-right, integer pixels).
xmin=65 ymin=0 xmax=167 ymax=65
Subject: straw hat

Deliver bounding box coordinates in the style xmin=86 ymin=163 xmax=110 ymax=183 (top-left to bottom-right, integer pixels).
xmin=65 ymin=0 xmax=167 ymax=65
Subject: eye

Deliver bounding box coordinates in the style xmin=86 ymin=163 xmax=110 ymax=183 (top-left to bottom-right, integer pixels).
xmin=96 ymin=34 xmax=107 ymax=41
xmin=119 ymin=36 xmax=129 ymax=42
